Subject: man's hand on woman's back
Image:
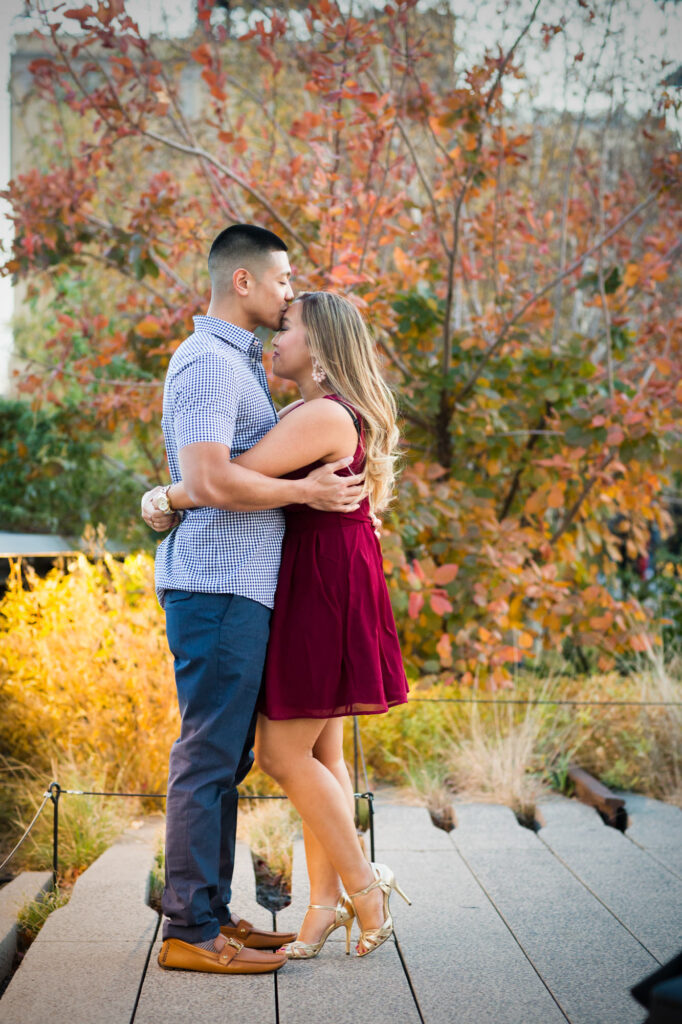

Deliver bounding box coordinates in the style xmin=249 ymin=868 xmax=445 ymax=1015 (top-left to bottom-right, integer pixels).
xmin=304 ymin=458 xmax=365 ymax=512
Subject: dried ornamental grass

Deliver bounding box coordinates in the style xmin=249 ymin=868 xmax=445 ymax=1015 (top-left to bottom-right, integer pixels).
xmin=6 ymin=756 xmax=135 ymax=878
xmin=444 ymin=702 xmax=548 ymax=824
xmin=236 ymin=799 xmax=300 ymax=882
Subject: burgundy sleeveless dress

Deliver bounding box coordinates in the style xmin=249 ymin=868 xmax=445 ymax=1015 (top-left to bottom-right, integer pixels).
xmin=259 ymin=394 xmax=408 ymax=720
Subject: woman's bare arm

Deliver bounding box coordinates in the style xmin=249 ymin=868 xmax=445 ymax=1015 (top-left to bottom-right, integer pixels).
xmin=143 ymin=398 xmax=359 ymax=522
xmin=233 ymin=398 xmax=357 ymax=476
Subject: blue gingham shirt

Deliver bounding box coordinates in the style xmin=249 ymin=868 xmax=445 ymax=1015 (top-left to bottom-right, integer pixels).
xmin=155 ymin=315 xmax=285 ymax=609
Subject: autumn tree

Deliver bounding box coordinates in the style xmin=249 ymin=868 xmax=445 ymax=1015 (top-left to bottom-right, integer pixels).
xmin=3 ymin=0 xmax=681 ymax=683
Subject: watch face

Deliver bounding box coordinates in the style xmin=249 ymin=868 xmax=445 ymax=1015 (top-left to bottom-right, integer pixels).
xmin=157 ymin=494 xmax=170 ymax=513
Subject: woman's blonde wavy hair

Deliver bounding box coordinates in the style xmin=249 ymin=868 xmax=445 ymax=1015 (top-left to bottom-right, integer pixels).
xmin=296 ymin=291 xmax=400 ymax=513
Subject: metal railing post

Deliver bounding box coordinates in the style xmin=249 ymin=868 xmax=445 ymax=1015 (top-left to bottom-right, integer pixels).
xmin=367 ymin=791 xmax=375 ymax=862
xmin=49 ymin=781 xmax=61 ymax=886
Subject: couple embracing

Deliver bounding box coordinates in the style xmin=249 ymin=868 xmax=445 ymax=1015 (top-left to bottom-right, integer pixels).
xmin=142 ymin=224 xmax=410 ymax=976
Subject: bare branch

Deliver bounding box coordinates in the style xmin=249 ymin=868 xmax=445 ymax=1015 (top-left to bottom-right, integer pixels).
xmin=83 ymin=213 xmax=195 ymax=295
xmin=497 ymin=413 xmax=545 ymax=521
xmin=81 ymin=251 xmax=171 ymax=304
xmin=453 ymin=189 xmax=662 ymax=404
xmin=17 ymin=354 xmax=163 ymax=389
xmin=366 ymin=69 xmax=450 ymax=257
xmin=551 ymin=0 xmax=615 ymax=349
xmin=148 ymin=249 xmax=194 ymax=296
xmin=550 ymin=452 xmax=615 ymax=545
xmin=376 ymin=330 xmax=411 ymax=380
xmin=137 ymin=127 xmax=313 ymax=259
xmin=443 ymin=0 xmax=543 ymax=375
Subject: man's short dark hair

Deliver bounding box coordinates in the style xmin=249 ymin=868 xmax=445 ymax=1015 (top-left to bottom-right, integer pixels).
xmin=208 ymin=224 xmax=288 ymax=289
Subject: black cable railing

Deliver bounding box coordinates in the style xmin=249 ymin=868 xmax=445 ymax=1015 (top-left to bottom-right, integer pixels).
xmin=2 ymin=693 xmax=679 ymax=883
xmin=0 ymin=791 xmax=52 ymax=877
xmin=0 ymin=716 xmax=377 ymax=885
xmin=407 ymin=696 xmax=682 ymax=706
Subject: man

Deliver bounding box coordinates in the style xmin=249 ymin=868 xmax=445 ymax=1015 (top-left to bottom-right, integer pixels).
xmin=142 ymin=224 xmax=363 ymax=975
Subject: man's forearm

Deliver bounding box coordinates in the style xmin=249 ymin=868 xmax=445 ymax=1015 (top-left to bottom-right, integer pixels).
xmin=171 ymin=461 xmax=310 ymax=512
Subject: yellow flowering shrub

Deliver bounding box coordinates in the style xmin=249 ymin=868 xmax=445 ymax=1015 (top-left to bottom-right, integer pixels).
xmin=0 ymin=554 xmax=177 ymax=794
xmin=1 ymin=555 xmax=679 ymax=812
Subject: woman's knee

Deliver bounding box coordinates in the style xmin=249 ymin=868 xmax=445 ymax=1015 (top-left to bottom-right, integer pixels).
xmin=256 ymin=736 xmax=296 ymax=785
xmin=253 ymin=735 xmax=278 ymax=779
xmin=314 ymin=748 xmax=348 ymax=778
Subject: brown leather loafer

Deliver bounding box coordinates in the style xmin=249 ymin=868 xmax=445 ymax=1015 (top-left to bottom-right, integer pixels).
xmin=158 ymin=937 xmax=287 ymax=974
xmin=219 ymin=916 xmax=297 ymax=950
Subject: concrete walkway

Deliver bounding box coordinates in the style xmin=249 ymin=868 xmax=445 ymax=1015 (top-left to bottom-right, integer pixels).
xmin=1 ymin=794 xmax=680 ymax=1024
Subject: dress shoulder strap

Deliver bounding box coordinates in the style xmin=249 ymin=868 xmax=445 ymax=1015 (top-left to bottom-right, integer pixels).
xmin=323 ymin=393 xmax=361 ymax=437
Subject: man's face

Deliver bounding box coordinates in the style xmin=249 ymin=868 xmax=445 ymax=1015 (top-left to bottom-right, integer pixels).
xmin=247 ymin=250 xmax=294 ymax=331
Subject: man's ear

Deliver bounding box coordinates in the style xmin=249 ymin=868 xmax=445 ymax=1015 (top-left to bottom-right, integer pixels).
xmin=232 ymin=267 xmax=250 ymax=296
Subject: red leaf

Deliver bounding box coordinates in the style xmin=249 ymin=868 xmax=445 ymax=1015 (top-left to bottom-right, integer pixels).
xmin=192 ymin=44 xmax=213 ymax=67
xmin=408 ymin=592 xmax=424 ymax=620
xmin=412 ymin=559 xmax=425 ymax=581
xmin=430 ymin=592 xmax=453 ymax=616
xmin=433 ymin=563 xmax=459 ymax=585
xmin=64 ymin=6 xmax=94 ymax=23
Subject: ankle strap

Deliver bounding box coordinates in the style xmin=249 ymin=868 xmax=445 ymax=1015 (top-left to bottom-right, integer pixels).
xmin=307 ymin=903 xmax=339 ymax=912
xmin=348 ymin=878 xmax=380 ymax=900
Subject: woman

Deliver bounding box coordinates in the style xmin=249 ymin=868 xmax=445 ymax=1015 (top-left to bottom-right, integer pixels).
xmin=147 ymin=291 xmax=410 ymax=958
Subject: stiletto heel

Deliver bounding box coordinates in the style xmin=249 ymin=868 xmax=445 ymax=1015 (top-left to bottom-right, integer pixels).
xmin=278 ymin=894 xmax=354 ymax=959
xmin=348 ymin=862 xmax=411 ymax=958
xmin=343 ymin=916 xmax=353 ymax=955
xmin=392 ymin=879 xmax=412 ymax=905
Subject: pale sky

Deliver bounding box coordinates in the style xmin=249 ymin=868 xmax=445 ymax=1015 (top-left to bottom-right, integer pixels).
xmin=1 ymin=0 xmax=680 ymax=392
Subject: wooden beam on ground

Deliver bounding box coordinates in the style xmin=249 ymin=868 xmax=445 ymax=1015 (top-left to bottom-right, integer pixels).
xmin=568 ymin=765 xmax=626 ymax=828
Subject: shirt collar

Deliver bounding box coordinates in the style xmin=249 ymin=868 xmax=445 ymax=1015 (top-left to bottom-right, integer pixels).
xmin=193 ymin=315 xmax=261 ymax=356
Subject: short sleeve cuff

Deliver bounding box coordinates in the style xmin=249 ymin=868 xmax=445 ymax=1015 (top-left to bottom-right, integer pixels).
xmin=175 ymin=407 xmax=235 ymax=450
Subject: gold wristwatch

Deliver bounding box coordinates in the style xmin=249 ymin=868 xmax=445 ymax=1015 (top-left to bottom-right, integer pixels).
xmin=156 ymin=485 xmax=174 ymax=514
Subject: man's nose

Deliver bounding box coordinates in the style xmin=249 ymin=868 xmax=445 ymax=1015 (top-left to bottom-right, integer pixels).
xmin=285 ymin=283 xmax=294 ymax=301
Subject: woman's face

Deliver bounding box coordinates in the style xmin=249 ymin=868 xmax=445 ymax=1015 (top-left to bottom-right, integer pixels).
xmin=271 ymin=301 xmax=312 ymax=382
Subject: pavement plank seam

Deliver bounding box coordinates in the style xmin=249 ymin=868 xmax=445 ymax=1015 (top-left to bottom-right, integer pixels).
xmin=536 ymin=831 xmax=675 ymax=966
xmin=391 ymin=930 xmax=426 ymax=1024
xmin=129 ymin=913 xmax=162 ymax=1024
xmin=622 ymin=833 xmax=682 ymax=882
xmin=536 ymin=832 xmax=664 ymax=967
xmin=446 ymin=833 xmax=573 ymax=1023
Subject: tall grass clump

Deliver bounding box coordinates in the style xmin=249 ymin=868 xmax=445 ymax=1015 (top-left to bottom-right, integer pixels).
xmin=636 ymin=656 xmax=682 ymax=805
xmin=17 ymin=888 xmax=70 ymax=945
xmin=237 ymin=799 xmax=300 ymax=884
xmin=444 ymin=701 xmax=549 ymax=824
xmin=401 ymin=755 xmax=455 ymax=831
xmin=4 ymin=756 xmax=136 ymax=880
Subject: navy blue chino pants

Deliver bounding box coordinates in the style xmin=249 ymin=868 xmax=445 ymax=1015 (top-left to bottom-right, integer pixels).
xmin=161 ymin=590 xmax=271 ymax=943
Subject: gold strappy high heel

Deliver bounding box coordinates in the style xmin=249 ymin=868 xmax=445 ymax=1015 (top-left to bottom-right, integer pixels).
xmin=278 ymin=893 xmax=354 ymax=959
xmin=349 ymin=862 xmax=411 ymax=958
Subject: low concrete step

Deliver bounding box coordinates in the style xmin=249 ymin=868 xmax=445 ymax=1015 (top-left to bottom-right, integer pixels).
xmin=0 ymin=819 xmax=161 ymax=1024
xmin=0 ymin=871 xmax=52 ymax=983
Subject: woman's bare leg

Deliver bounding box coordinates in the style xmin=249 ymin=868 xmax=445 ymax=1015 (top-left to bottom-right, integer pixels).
xmin=297 ymin=719 xmax=361 ymax=942
xmin=255 ymin=714 xmax=383 ymax=941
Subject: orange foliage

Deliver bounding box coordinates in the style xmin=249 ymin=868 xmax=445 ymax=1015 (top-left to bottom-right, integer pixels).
xmin=3 ymin=1 xmax=681 ymax=686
